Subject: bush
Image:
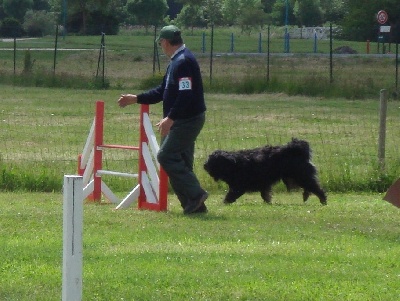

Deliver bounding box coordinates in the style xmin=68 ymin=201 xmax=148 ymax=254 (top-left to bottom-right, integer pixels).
xmin=23 ymin=49 xmax=34 ymax=73
xmin=67 ymin=10 xmax=119 ymax=35
xmin=0 ymin=17 xmax=24 ymax=38
xmin=23 ymin=10 xmax=56 ymax=37
xmin=139 ymin=73 xmax=164 ymax=89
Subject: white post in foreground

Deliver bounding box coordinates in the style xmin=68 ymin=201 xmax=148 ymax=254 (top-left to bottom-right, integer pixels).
xmin=62 ymin=175 xmax=83 ymax=301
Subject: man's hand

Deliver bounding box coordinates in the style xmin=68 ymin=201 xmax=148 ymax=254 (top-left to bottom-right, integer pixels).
xmin=118 ymin=94 xmax=137 ymax=108
xmin=156 ymin=117 xmax=174 ymax=137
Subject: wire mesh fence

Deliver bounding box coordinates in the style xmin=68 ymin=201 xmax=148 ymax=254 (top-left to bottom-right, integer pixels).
xmin=0 ymin=90 xmax=399 ymax=194
xmin=0 ymin=26 xmax=398 ymax=94
xmin=0 ymin=27 xmax=399 ymax=194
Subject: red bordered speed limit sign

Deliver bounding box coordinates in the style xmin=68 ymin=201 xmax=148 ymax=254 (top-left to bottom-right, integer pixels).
xmin=377 ymin=10 xmax=388 ymax=25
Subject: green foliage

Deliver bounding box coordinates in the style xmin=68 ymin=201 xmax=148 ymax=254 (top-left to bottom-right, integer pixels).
xmin=268 ymin=0 xmax=296 ymax=26
xmin=86 ymin=10 xmax=120 ymax=35
xmin=23 ymin=9 xmax=56 ymax=37
xmin=339 ymin=0 xmax=380 ymax=41
xmin=0 ymin=165 xmax=59 ymax=192
xmin=237 ymin=0 xmax=268 ymax=33
xmin=66 ymin=0 xmax=122 ymax=35
xmin=175 ymin=4 xmax=207 ymax=29
xmin=126 ymin=0 xmax=168 ymax=29
xmin=202 ymin=0 xmax=224 ymax=25
xmin=204 ymin=69 xmax=380 ymax=100
xmin=338 ymin=0 xmax=400 ymax=42
xmin=139 ymin=72 xmax=164 ymax=89
xmin=320 ymin=0 xmax=346 ymax=22
xmin=293 ymin=0 xmax=323 ymax=27
xmin=2 ymin=0 xmax=33 ymax=21
xmin=23 ymin=49 xmax=34 ymax=73
xmin=221 ymin=0 xmax=241 ymax=26
xmin=0 ymin=69 xmax=110 ymax=89
xmin=0 ymin=17 xmax=24 ymax=37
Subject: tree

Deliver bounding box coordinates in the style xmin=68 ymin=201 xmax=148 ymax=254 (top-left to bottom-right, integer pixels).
xmin=33 ymin=0 xmax=50 ymax=11
xmin=68 ymin=0 xmax=96 ymax=34
xmin=202 ymin=0 xmax=223 ymax=25
xmin=176 ymin=0 xmax=223 ymax=26
xmin=320 ymin=0 xmax=347 ymax=23
xmin=340 ymin=0 xmax=383 ymax=41
xmin=221 ymin=0 xmax=241 ymax=26
xmin=261 ymin=0 xmax=276 ymax=13
xmin=167 ymin=0 xmax=183 ymax=19
xmin=237 ymin=0 xmax=268 ymax=33
xmin=0 ymin=17 xmax=24 ymax=37
xmin=175 ymin=4 xmax=206 ymax=30
xmin=23 ymin=9 xmax=56 ymax=36
xmin=293 ymin=0 xmax=323 ymax=27
xmin=67 ymin=0 xmax=123 ymax=34
xmin=339 ymin=0 xmax=400 ymax=42
xmin=126 ymin=0 xmax=168 ymax=31
xmin=269 ymin=0 xmax=295 ymax=26
xmin=3 ymin=0 xmax=33 ymax=21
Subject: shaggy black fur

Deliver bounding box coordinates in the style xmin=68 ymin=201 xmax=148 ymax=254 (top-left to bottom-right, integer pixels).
xmin=203 ymin=138 xmax=327 ymax=205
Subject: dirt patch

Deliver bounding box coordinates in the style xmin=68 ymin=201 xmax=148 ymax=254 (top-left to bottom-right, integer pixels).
xmin=334 ymin=46 xmax=358 ymax=54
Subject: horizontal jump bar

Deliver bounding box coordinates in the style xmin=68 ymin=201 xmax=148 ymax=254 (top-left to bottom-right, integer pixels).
xmin=97 ymin=144 xmax=139 ymax=151
xmin=97 ymin=170 xmax=138 ymax=178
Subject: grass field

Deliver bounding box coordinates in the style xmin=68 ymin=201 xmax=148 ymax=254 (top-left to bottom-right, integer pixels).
xmin=1 ymin=27 xmax=400 ymax=301
xmin=1 ymin=85 xmax=399 ymax=193
xmin=1 ymin=191 xmax=399 ymax=300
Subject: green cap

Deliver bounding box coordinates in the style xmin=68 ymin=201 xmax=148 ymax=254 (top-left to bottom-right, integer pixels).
xmin=156 ymin=25 xmax=181 ymax=42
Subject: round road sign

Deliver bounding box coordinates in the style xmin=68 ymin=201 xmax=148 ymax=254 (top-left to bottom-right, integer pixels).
xmin=377 ymin=10 xmax=388 ymax=25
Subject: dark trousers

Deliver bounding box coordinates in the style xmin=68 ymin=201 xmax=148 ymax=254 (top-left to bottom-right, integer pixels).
xmin=157 ymin=113 xmax=205 ymax=208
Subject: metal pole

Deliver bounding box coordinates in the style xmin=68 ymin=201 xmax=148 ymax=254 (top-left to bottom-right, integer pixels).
xmin=285 ymin=0 xmax=289 ymax=26
xmin=202 ymin=32 xmax=206 ymax=53
xmin=313 ymin=31 xmax=317 ymax=53
xmin=284 ymin=0 xmax=289 ymax=53
xmin=153 ymin=26 xmax=157 ymax=74
xmin=13 ymin=37 xmax=16 ymax=75
xmin=102 ymin=33 xmax=105 ymax=87
xmin=62 ymin=0 xmax=67 ymax=39
xmin=267 ymin=25 xmax=270 ymax=83
xmin=396 ymin=42 xmax=399 ymax=90
xmin=330 ymin=23 xmax=333 ymax=83
xmin=209 ymin=24 xmax=214 ymax=86
xmin=53 ymin=24 xmax=59 ymax=75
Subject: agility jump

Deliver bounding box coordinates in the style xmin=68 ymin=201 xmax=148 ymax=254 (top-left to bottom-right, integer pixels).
xmin=77 ymin=100 xmax=168 ymax=211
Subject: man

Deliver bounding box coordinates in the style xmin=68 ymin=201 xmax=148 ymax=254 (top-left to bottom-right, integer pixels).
xmin=118 ymin=25 xmax=208 ymax=214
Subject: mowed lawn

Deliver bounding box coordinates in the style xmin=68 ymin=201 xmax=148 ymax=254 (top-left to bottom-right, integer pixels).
xmin=1 ymin=191 xmax=399 ymax=301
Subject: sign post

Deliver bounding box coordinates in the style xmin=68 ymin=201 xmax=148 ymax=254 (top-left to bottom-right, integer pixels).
xmin=377 ymin=10 xmax=390 ymax=54
xmin=377 ymin=10 xmax=388 ymax=25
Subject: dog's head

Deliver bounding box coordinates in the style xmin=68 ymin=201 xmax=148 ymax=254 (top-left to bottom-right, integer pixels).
xmin=204 ymin=150 xmax=236 ymax=182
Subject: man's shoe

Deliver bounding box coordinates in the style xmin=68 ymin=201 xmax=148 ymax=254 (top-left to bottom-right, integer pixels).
xmin=192 ymin=203 xmax=208 ymax=214
xmin=184 ymin=192 xmax=208 ymax=214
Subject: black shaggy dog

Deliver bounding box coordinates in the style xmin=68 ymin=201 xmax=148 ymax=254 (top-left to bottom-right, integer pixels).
xmin=203 ymin=138 xmax=327 ymax=205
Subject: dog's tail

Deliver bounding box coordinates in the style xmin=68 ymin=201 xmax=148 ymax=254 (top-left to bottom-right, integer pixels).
xmin=286 ymin=138 xmax=312 ymax=161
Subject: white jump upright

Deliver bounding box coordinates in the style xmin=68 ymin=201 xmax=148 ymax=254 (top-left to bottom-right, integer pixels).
xmin=62 ymin=175 xmax=83 ymax=301
xmin=77 ymin=100 xmax=168 ymax=211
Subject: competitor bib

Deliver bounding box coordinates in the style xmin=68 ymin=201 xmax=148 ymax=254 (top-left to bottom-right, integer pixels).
xmin=178 ymin=77 xmax=192 ymax=90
